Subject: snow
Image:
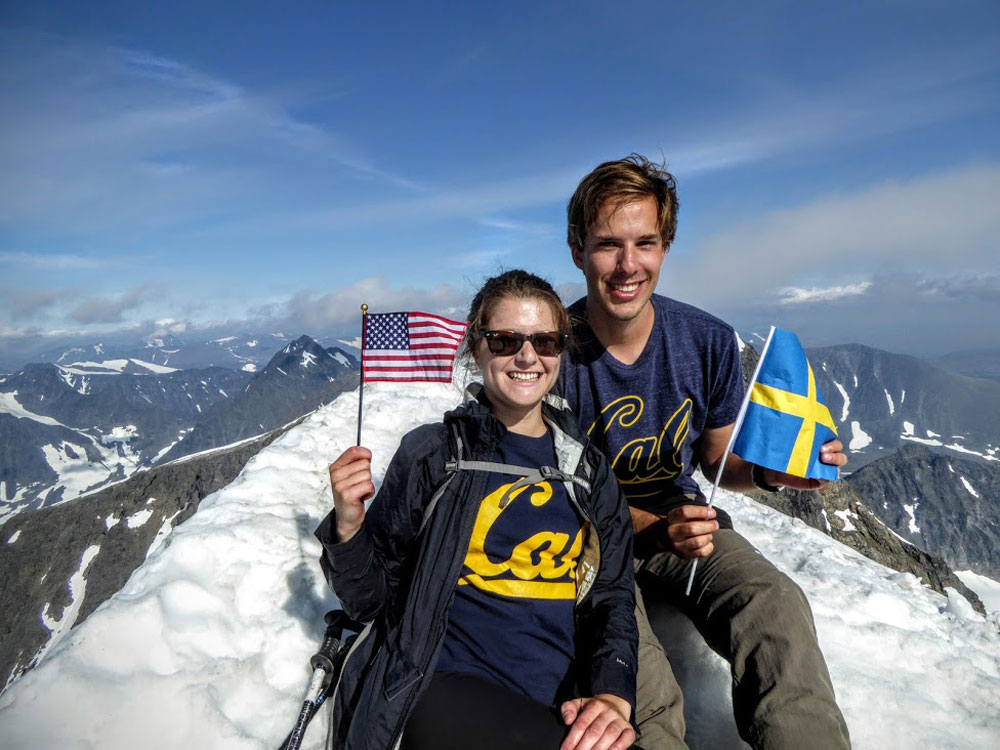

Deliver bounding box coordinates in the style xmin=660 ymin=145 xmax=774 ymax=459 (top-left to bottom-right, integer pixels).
xmin=1 ymin=379 xmax=999 ymax=749
xmin=7 ymin=529 xmax=21 ymax=544
xmin=56 ymin=367 xmax=91 ymax=394
xmin=820 ymin=508 xmax=832 ymax=532
xmin=959 ymin=476 xmax=980 ymax=498
xmin=900 ymin=389 xmax=906 ymax=405
xmin=100 ymin=425 xmax=138 ymax=445
xmin=956 ymin=570 xmax=1000 ymax=614
xmin=832 ymin=509 xmax=856 ymax=532
xmin=903 ymin=502 xmax=921 ymax=534
xmin=301 ymin=351 xmax=317 ymax=369
xmin=105 ymin=514 xmax=121 ymax=531
xmin=831 ymin=379 xmax=850 ymax=422
xmin=900 ymin=432 xmax=999 ymax=462
xmin=333 ymin=351 xmax=352 ymax=368
xmin=126 ymin=508 xmax=155 ymax=529
xmin=242 ymin=363 xmax=258 ymax=373
xmin=884 ymin=388 xmax=895 ymax=416
xmin=60 ymin=358 xmax=179 ymax=375
xmin=902 ymin=420 xmax=915 ymax=435
xmin=849 ymin=420 xmax=872 ymax=450
xmin=0 ymin=391 xmax=65 ymax=426
xmin=36 ymin=544 xmax=102 ymax=668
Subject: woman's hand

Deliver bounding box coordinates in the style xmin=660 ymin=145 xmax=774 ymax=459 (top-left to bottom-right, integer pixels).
xmin=328 ymin=446 xmax=374 ymax=542
xmin=560 ymin=693 xmax=635 ymax=750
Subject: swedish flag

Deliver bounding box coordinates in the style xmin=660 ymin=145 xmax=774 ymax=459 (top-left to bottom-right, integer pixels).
xmin=732 ymin=327 xmax=839 ymax=481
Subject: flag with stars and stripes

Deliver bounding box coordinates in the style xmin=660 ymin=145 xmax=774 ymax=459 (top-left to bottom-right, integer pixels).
xmin=362 ymin=311 xmax=468 ymax=383
xmin=732 ymin=327 xmax=839 ymax=480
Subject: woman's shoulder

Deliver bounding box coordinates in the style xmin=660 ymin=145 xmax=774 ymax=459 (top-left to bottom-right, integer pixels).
xmin=395 ymin=421 xmax=450 ymax=461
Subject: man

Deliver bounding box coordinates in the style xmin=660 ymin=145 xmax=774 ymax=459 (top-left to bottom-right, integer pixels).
xmin=558 ymin=155 xmax=851 ymax=749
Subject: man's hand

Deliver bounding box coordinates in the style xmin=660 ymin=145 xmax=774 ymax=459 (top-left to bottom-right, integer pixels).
xmin=560 ymin=694 xmax=634 ymax=750
xmin=764 ymin=439 xmax=847 ymax=491
xmin=630 ymin=505 xmax=718 ymax=559
xmin=328 ymin=446 xmax=375 ymax=542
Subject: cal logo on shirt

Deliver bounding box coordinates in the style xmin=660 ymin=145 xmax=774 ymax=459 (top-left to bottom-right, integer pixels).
xmin=459 ymin=480 xmax=585 ymax=600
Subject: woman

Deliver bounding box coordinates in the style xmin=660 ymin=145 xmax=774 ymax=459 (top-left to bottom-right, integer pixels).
xmin=316 ymin=270 xmax=638 ymax=750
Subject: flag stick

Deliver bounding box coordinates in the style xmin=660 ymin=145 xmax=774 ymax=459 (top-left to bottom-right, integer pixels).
xmin=685 ymin=326 xmax=776 ymax=596
xmin=356 ymin=304 xmax=368 ymax=446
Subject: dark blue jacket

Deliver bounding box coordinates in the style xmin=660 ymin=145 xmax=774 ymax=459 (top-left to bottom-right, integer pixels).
xmin=315 ymin=387 xmax=637 ymax=750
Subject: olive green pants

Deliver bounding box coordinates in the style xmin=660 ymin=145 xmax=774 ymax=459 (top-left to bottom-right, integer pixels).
xmin=633 ymin=529 xmax=850 ymax=750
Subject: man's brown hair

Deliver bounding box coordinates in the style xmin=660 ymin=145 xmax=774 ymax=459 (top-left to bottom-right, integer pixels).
xmin=566 ymin=154 xmax=679 ymax=253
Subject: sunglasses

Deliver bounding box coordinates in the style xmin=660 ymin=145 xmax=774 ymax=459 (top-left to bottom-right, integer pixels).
xmin=477 ymin=330 xmax=568 ymax=357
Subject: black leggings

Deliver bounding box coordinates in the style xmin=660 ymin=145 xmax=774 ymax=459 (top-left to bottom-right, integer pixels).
xmin=402 ymin=672 xmax=568 ymax=750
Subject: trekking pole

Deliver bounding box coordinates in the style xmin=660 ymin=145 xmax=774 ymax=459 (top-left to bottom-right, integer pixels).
xmin=278 ymin=610 xmax=360 ymax=750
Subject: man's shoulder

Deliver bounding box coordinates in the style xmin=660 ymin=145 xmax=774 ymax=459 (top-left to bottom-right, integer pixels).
xmin=652 ymin=294 xmax=735 ymax=336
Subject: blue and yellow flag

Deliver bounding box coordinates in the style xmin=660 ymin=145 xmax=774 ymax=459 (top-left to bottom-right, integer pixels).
xmin=732 ymin=327 xmax=839 ymax=481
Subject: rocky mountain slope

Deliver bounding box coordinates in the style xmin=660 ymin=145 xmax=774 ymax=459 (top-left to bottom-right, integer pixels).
xmin=845 ymin=443 xmax=1000 ymax=579
xmin=0 ymin=418 xmax=300 ymax=692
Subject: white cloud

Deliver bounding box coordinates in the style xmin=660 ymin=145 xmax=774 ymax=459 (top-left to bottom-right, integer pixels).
xmin=779 ymin=282 xmax=873 ymax=305
xmin=668 ymin=163 xmax=1000 ymax=308
xmin=279 ymin=277 xmax=470 ymax=331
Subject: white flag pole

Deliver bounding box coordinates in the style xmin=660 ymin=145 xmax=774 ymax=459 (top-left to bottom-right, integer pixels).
xmin=685 ymin=326 xmax=777 ymax=597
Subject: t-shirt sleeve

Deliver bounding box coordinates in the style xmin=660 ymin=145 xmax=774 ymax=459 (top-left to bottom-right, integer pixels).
xmin=706 ymin=330 xmax=744 ymax=428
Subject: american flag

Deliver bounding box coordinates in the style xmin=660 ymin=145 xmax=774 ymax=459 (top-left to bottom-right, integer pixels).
xmin=362 ymin=311 xmax=468 ymax=383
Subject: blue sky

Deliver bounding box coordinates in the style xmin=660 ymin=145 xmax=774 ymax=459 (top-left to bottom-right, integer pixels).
xmin=1 ymin=0 xmax=999 ymax=357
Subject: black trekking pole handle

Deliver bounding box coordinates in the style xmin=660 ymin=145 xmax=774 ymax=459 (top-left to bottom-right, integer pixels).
xmin=278 ymin=611 xmax=362 ymax=750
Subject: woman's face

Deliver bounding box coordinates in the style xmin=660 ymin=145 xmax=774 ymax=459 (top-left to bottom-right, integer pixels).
xmin=474 ymin=296 xmax=562 ymax=431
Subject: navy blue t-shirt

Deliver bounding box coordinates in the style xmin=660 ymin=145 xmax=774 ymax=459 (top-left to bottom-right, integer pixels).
xmin=559 ymin=294 xmax=744 ymax=513
xmin=435 ymin=429 xmax=585 ymax=706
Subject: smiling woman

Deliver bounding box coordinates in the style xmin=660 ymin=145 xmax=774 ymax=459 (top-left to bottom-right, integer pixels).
xmin=316 ymin=269 xmax=640 ymax=750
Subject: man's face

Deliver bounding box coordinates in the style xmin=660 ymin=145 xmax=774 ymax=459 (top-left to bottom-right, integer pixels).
xmin=571 ymin=195 xmax=667 ymax=327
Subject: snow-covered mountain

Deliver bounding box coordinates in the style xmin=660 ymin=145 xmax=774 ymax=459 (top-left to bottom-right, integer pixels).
xmin=0 ymin=331 xmax=296 ymax=375
xmin=0 ymin=336 xmax=359 ymax=524
xmin=156 ymin=336 xmax=358 ymax=464
xmin=807 ymin=343 xmax=1000 ymax=468
xmin=0 ymin=375 xmax=997 ymax=749
xmin=0 ymin=361 xmax=251 ymax=519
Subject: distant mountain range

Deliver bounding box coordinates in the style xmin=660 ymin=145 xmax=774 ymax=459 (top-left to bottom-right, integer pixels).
xmin=0 ymin=329 xmax=363 ymax=375
xmin=0 ymin=335 xmax=359 ymax=523
xmin=808 ymin=343 xmax=1000 ymax=470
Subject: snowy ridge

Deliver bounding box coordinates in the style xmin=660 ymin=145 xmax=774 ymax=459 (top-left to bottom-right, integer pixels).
xmin=0 ymin=380 xmax=998 ymax=748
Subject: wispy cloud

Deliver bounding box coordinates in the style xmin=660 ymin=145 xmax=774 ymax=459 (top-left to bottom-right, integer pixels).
xmin=665 ymin=36 xmax=1000 ymax=177
xmin=0 ymin=252 xmax=106 ymax=269
xmin=0 ymin=31 xmax=419 ymax=235
xmin=0 ymin=287 xmax=65 ymax=320
xmin=70 ymin=285 xmax=150 ymax=324
xmin=779 ymin=282 xmax=873 ymax=305
xmin=269 ymin=277 xmax=471 ymax=332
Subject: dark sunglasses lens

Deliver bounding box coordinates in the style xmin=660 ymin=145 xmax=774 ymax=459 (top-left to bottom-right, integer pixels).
xmin=531 ymin=333 xmax=564 ymax=356
xmin=486 ymin=333 xmax=523 ymax=356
